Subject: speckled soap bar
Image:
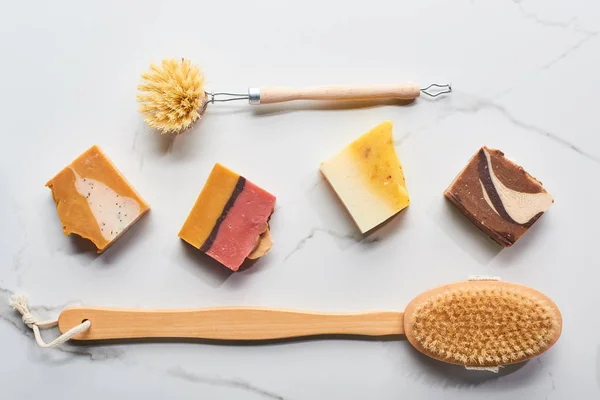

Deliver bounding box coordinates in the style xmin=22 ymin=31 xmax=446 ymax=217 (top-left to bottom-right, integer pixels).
xmin=46 ymin=145 xmax=149 ymax=253
xmin=444 ymin=146 xmax=553 ymax=246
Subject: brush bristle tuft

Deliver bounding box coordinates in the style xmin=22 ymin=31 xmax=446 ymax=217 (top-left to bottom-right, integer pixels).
xmin=137 ymin=58 xmax=206 ymax=134
xmin=412 ymin=287 xmax=559 ymax=366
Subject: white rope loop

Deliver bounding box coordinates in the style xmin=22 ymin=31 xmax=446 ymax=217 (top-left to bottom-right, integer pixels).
xmin=9 ymin=295 xmax=91 ymax=348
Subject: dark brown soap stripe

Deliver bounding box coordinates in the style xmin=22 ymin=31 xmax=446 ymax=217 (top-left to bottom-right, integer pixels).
xmin=199 ymin=176 xmax=246 ymax=252
xmin=477 ymin=149 xmax=518 ymax=225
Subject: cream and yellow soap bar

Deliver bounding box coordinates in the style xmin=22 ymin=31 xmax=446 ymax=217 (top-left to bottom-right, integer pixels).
xmin=320 ymin=121 xmax=409 ymax=233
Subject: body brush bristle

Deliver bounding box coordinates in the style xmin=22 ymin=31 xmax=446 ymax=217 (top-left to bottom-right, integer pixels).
xmin=137 ymin=58 xmax=206 ymax=134
xmin=404 ymin=281 xmax=562 ymax=367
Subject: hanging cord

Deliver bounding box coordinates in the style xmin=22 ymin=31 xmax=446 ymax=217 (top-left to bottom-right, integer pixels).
xmin=9 ymin=295 xmax=91 ymax=348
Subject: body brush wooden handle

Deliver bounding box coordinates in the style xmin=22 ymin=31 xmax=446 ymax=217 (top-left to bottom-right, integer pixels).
xmin=58 ymin=307 xmax=404 ymax=341
xmin=39 ymin=281 xmax=562 ymax=368
xmin=250 ymin=83 xmax=422 ymax=104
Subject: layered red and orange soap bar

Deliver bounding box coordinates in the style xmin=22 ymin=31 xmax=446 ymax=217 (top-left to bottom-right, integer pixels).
xmin=178 ymin=163 xmax=276 ymax=271
xmin=46 ymin=145 xmax=150 ymax=253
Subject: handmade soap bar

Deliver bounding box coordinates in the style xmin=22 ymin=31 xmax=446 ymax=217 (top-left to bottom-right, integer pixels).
xmin=46 ymin=145 xmax=149 ymax=253
xmin=178 ymin=163 xmax=276 ymax=271
xmin=320 ymin=121 xmax=410 ymax=233
xmin=444 ymin=146 xmax=553 ymax=247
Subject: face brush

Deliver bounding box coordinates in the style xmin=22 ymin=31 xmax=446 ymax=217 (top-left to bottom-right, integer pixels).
xmin=136 ymin=58 xmax=452 ymax=135
xmin=16 ymin=279 xmax=561 ymax=369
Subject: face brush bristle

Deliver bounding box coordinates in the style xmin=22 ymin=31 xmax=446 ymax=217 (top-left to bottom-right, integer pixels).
xmin=403 ymin=281 xmax=562 ymax=367
xmin=137 ymin=58 xmax=206 ymax=135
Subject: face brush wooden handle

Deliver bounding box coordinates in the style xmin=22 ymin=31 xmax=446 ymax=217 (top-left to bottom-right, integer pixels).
xmin=57 ymin=307 xmax=404 ymax=341
xmin=254 ymin=84 xmax=421 ymax=104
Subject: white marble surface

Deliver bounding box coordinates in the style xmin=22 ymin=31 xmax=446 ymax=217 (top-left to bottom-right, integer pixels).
xmin=1 ymin=0 xmax=599 ymax=398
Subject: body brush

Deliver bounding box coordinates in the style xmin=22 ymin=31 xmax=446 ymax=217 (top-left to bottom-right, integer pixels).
xmin=13 ymin=279 xmax=561 ymax=369
xmin=136 ymin=58 xmax=451 ymax=134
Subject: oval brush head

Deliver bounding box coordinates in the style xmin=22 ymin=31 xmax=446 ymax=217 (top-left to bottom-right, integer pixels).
xmin=137 ymin=58 xmax=206 ymax=134
xmin=404 ymin=280 xmax=562 ymax=367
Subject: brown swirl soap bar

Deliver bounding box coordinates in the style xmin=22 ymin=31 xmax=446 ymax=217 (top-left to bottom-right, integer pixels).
xmin=444 ymin=146 xmax=553 ymax=246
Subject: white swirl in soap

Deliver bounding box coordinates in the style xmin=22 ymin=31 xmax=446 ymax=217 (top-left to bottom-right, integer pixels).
xmin=482 ymin=149 xmax=553 ymax=225
xmin=71 ymin=168 xmax=141 ymax=241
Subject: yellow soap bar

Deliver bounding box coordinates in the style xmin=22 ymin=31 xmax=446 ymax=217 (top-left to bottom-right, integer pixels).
xmin=320 ymin=121 xmax=410 ymax=233
xmin=46 ymin=145 xmax=150 ymax=253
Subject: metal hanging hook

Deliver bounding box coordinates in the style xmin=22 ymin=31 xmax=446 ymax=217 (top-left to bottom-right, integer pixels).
xmin=420 ymin=83 xmax=452 ymax=98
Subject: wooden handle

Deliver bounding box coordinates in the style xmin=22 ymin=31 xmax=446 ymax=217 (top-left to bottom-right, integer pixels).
xmin=58 ymin=307 xmax=404 ymax=341
xmin=257 ymin=84 xmax=421 ymax=104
